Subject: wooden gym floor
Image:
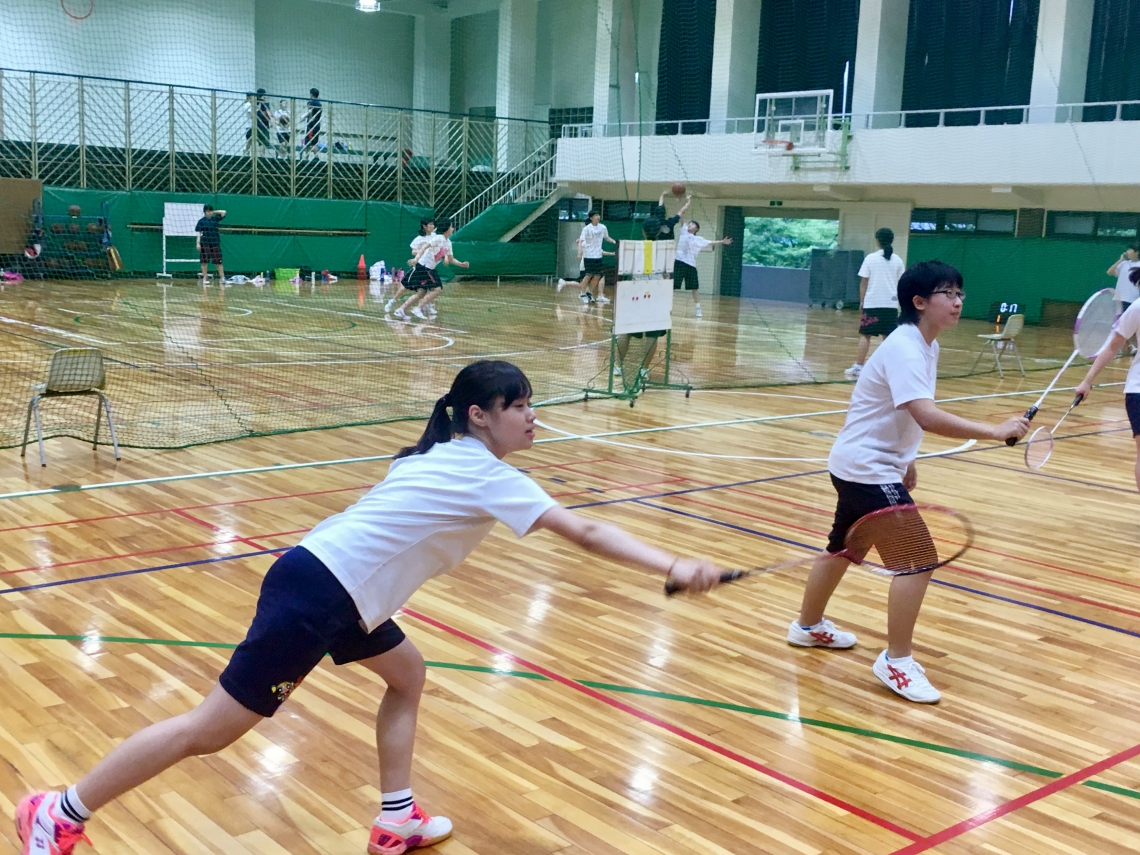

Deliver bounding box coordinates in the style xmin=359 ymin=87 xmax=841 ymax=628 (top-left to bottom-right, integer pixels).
xmin=0 ymin=280 xmax=1138 ymax=855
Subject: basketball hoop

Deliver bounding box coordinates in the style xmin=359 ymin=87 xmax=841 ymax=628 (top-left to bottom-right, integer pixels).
xmin=762 ymin=139 xmax=795 ymax=153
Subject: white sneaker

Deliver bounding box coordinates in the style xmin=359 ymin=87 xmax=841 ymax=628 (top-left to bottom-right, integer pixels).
xmin=595 ymin=294 xmax=611 ymax=304
xmin=426 ymin=307 xmax=438 ymax=318
xmin=843 ymin=363 xmax=862 ymax=378
xmin=786 ymin=619 xmax=857 ymax=649
xmin=368 ymin=804 xmax=452 ymax=855
xmin=384 ymin=298 xmax=396 ymax=311
xmin=411 ymin=307 xmax=427 ymax=320
xmin=695 ymin=305 xmax=703 ymax=317
xmin=579 ymin=292 xmax=591 ymax=303
xmin=872 ymin=650 xmax=941 ymax=703
xmin=613 ymin=365 xmax=622 ymax=376
xmin=557 ymin=278 xmax=567 ymax=293
xmin=393 ymin=307 xmax=407 ymax=320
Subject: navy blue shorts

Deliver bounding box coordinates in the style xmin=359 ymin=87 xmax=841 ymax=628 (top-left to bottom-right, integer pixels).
xmin=826 ymin=474 xmax=914 ymax=555
xmin=1126 ymin=394 xmax=1140 ymax=437
xmin=219 ymin=546 xmax=406 ymax=717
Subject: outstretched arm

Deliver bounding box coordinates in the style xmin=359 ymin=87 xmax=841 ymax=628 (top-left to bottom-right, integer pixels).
xmin=903 ymin=398 xmax=1028 ymax=442
xmin=1076 ymin=331 xmax=1127 ymax=401
xmin=677 ymin=194 xmax=693 ymax=219
xmin=531 ymin=504 xmax=723 ymax=591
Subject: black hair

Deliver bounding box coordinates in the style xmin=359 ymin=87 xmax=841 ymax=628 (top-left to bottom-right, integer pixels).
xmin=897 ymin=260 xmax=962 ymax=325
xmin=418 ymin=217 xmax=435 ymax=236
xmin=1129 ymin=243 xmax=1140 ymax=253
xmin=256 ymin=88 xmax=266 ymax=97
xmin=587 ymin=210 xmax=600 ymax=220
xmin=690 ymin=220 xmax=700 ymax=231
xmin=395 ymin=361 xmax=533 ymax=459
xmin=310 ymin=88 xmax=319 ymax=98
xmin=1130 ymin=267 xmax=1140 ymax=285
xmin=436 ymin=218 xmax=453 ymax=233
xmin=876 ymin=227 xmax=895 ymax=261
xmin=203 ymin=204 xmax=214 ymax=213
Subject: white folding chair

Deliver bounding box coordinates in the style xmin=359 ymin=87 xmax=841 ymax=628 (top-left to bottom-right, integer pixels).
xmin=970 ymin=313 xmax=1025 ymax=378
xmin=22 ymin=348 xmax=121 ymax=467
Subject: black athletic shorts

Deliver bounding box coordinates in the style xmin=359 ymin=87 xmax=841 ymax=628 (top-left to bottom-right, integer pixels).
xmin=407 ymin=263 xmax=442 ymax=291
xmin=582 ymin=257 xmax=605 ymax=276
xmin=629 ymin=330 xmax=666 ymax=339
xmin=859 ymin=307 xmax=898 ymax=338
xmin=673 ymin=260 xmax=699 ymax=291
xmin=219 ymin=546 xmax=407 ymax=717
xmin=1126 ymin=394 xmax=1140 ymax=436
xmin=199 ymin=245 xmax=223 ymax=265
xmin=826 ymin=473 xmax=914 ymax=555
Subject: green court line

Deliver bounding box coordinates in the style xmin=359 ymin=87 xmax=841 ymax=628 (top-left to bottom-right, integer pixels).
xmin=3 ymin=630 xmax=1135 ymax=799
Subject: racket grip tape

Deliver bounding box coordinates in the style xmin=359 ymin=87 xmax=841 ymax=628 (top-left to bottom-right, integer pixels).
xmin=664 ymin=569 xmax=746 ymax=596
xmin=1006 ymin=405 xmax=1039 ymax=446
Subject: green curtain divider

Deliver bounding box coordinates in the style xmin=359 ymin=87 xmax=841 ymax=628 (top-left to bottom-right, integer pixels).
xmin=452 ymin=241 xmax=555 ymax=277
xmin=452 ymin=202 xmax=543 ymax=242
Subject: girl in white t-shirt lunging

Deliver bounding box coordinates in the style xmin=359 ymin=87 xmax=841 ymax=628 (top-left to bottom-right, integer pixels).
xmin=15 ymin=360 xmax=724 ymax=855
xmin=845 ymin=228 xmax=906 ymax=378
xmin=398 ymin=220 xmax=468 ymax=321
xmin=558 ymin=210 xmax=616 ymax=304
xmin=789 ymin=261 xmax=1028 ymax=703
xmin=386 ymin=217 xmax=435 ymax=316
xmin=1077 ymin=267 xmax=1140 ymax=492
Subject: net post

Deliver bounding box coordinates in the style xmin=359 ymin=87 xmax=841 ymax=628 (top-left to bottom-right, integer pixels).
xmin=77 ymin=77 xmax=86 ymax=189
xmin=124 ymin=81 xmax=132 ymax=190
xmin=326 ymin=101 xmax=333 ymax=199
xmin=168 ymin=85 xmax=175 ymax=192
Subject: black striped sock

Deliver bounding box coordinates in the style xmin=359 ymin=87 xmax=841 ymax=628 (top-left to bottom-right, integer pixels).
xmin=381 ymin=789 xmax=413 ymax=816
xmin=59 ymin=788 xmax=90 ymax=824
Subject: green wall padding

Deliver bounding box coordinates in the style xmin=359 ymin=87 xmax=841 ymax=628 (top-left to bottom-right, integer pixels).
xmin=42 ymin=187 xmax=432 ymax=275
xmin=908 ymin=234 xmax=1126 ymax=324
xmin=452 ymin=241 xmax=555 ymax=276
xmin=452 ymin=202 xmax=543 ymax=242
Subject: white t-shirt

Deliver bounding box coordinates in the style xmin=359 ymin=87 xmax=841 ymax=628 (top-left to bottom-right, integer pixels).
xmin=1114 ymin=260 xmax=1140 ymax=304
xmin=300 ymin=435 xmax=558 ymax=631
xmin=857 ymin=249 xmax=906 ymax=310
xmin=418 ymin=235 xmax=451 ymax=270
xmin=579 ymin=223 xmax=609 ymax=259
xmin=675 ymin=226 xmax=711 ymax=267
xmin=829 ymin=323 xmax=939 ymax=484
xmin=410 ymin=235 xmax=431 ymax=257
xmin=1114 ymin=302 xmax=1140 ymax=394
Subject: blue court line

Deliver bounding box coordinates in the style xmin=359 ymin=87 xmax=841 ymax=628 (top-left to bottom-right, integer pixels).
xmin=568 ymin=468 xmax=829 ymax=510
xmin=636 ymin=500 xmax=1140 ymax=639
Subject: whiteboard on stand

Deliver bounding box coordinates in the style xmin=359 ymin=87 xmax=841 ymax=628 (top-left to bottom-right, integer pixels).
xmin=614 ymin=279 xmax=674 ymax=335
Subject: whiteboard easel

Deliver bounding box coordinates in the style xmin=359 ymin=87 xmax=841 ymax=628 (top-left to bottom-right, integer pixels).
xmin=158 ymin=203 xmax=204 ymax=277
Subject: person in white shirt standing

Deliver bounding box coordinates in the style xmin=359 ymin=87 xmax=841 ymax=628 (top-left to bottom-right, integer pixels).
xmin=845 ymin=228 xmax=906 ymax=378
xmin=1077 ymin=267 xmax=1140 ymax=491
xmin=558 ymin=210 xmax=616 ymax=304
xmin=788 ymin=261 xmax=1028 ymax=703
xmin=1107 ymin=244 xmax=1140 ymax=353
xmin=673 ymin=220 xmax=732 ymax=318
xmin=15 ymin=359 xmax=726 ymax=855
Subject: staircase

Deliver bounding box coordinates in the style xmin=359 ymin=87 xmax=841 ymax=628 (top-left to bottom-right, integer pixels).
xmin=452 ymin=139 xmax=561 ymax=241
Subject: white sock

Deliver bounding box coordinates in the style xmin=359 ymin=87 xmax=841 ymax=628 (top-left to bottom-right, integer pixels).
xmin=379 ymin=788 xmax=414 ymax=824
xmin=886 ymin=654 xmax=914 ymax=666
xmin=60 ymin=786 xmax=91 ymax=823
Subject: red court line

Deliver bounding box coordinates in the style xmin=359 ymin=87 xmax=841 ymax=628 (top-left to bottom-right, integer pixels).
xmin=890 ymin=741 xmax=1140 ymax=855
xmin=664 ymin=493 xmax=1140 ymax=621
xmin=401 ymin=607 xmax=922 ymax=843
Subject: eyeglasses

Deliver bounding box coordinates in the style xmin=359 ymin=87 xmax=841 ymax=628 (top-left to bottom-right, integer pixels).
xmin=932 ymin=289 xmax=966 ymax=301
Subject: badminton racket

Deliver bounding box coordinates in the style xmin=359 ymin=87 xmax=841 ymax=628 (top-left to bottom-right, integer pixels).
xmin=664 ymin=504 xmax=973 ymax=595
xmin=1023 ymin=392 xmax=1084 ymax=470
xmin=1006 ymin=288 xmax=1116 ymax=447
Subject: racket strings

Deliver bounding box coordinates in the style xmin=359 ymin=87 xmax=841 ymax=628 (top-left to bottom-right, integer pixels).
xmin=1024 ymin=427 xmax=1055 ymax=470
xmin=846 ymin=506 xmax=972 ymax=576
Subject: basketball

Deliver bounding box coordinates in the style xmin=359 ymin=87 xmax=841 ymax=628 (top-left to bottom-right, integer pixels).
xmin=68 ymin=204 xmax=81 ymax=217
xmin=671 ymin=181 xmax=686 ymax=197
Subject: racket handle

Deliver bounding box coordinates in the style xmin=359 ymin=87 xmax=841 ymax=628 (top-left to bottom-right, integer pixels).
xmin=664 ymin=569 xmax=745 ymax=597
xmin=1006 ymin=405 xmax=1039 ymax=446
xmin=1072 ymin=392 xmax=1084 ymax=406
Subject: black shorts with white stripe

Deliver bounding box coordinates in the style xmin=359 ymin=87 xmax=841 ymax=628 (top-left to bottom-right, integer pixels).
xmin=825 ymin=473 xmax=914 ymax=554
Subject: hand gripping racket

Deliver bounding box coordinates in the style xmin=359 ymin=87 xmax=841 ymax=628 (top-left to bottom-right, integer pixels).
xmin=664 ymin=504 xmax=973 ymax=595
xmin=1006 ymin=288 xmax=1116 ymax=447
xmin=1023 ymin=392 xmax=1084 ymax=470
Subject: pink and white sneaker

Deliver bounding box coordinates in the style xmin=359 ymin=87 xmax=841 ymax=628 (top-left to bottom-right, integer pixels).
xmin=786 ymin=618 xmax=857 ymax=649
xmin=367 ymin=804 xmax=452 ymax=854
xmin=16 ymin=793 xmax=90 ymax=855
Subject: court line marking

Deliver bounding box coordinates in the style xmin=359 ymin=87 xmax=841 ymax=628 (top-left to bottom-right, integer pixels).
xmin=400 ymin=607 xmax=923 ymax=842
xmin=0 ymin=631 xmax=1134 ymax=801
xmin=635 ymin=501 xmax=1140 ymax=639
xmin=0 ymin=381 xmax=1121 ymax=502
xmin=888 ymin=741 xmax=1140 ymax=855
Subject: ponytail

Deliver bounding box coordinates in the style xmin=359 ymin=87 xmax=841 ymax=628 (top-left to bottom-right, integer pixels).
xmin=1130 ymin=266 xmax=1140 ymax=285
xmin=876 ymin=227 xmax=895 ymax=261
xmin=394 ymin=360 xmax=533 ymax=459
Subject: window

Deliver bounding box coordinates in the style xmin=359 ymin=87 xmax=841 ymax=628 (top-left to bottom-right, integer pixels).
xmin=943 ymin=211 xmax=977 ymax=232
xmin=549 ymin=106 xmax=592 ymax=139
xmin=557 ymin=198 xmax=591 ymax=221
xmin=1047 ymin=211 xmax=1140 ymax=237
xmin=910 ymin=208 xmax=1018 ymax=234
xmin=976 ymin=212 xmax=1016 ymax=234
xmin=910 ymin=209 xmax=938 ymax=231
xmin=1050 ymin=213 xmax=1097 ymax=236
xmin=1097 ymin=212 xmax=1139 ymax=238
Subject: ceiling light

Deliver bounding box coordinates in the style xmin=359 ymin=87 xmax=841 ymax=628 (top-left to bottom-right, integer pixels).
xmin=356 ymin=0 xmax=379 ymax=11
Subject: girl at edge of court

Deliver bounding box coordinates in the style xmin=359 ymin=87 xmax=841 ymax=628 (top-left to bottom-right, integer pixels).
xmin=1076 ymin=267 xmax=1140 ymax=492
xmin=790 ymin=262 xmax=1028 ymax=704
xmin=14 ymin=360 xmax=724 ymax=855
xmin=845 ymin=227 xmax=906 ymax=379
xmin=386 ymin=218 xmax=435 ymax=316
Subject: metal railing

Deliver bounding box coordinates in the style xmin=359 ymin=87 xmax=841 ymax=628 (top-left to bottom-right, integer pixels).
xmin=452 ymin=139 xmax=557 ymax=231
xmin=0 ymin=68 xmax=551 ymax=211
xmin=562 ymin=97 xmax=1140 ymax=138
